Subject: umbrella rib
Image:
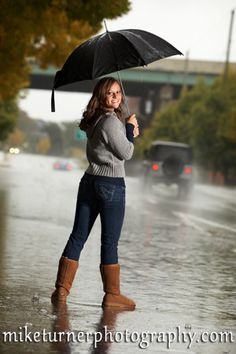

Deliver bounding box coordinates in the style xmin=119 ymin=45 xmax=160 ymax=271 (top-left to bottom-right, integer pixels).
xmin=124 ymin=30 xmax=182 ymax=62
xmin=106 ymin=32 xmax=119 ymax=71
xmin=118 ymin=32 xmax=148 ymax=67
xmin=92 ymin=35 xmax=103 ymax=79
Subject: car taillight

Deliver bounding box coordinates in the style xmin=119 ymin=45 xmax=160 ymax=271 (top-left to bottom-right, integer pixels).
xmin=185 ymin=166 xmax=192 ymax=174
xmin=152 ymin=163 xmax=159 ymax=171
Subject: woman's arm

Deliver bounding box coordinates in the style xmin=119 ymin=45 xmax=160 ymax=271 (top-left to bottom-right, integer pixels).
xmin=101 ymin=113 xmax=134 ymax=160
xmin=126 ymin=123 xmax=135 ymax=143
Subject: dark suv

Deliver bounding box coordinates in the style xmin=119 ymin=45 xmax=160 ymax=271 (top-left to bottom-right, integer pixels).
xmin=142 ymin=140 xmax=193 ymax=197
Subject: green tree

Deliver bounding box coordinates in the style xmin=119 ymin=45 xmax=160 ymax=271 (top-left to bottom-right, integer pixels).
xmin=0 ymin=98 xmax=18 ymax=141
xmin=62 ymin=121 xmax=86 ymax=155
xmin=0 ymin=0 xmax=130 ymax=140
xmin=138 ymin=72 xmax=236 ymax=184
xmin=44 ymin=122 xmax=64 ymax=155
xmin=16 ymin=110 xmax=42 ymax=152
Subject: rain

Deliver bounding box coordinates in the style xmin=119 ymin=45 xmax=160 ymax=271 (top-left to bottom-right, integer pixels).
xmin=0 ymin=152 xmax=235 ymax=353
xmin=0 ymin=1 xmax=236 ymax=353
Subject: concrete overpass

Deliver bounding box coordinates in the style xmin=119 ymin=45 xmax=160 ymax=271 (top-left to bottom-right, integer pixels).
xmin=30 ymin=59 xmax=236 ymax=127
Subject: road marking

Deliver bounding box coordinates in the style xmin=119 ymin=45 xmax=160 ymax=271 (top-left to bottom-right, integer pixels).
xmin=172 ymin=212 xmax=207 ymax=234
xmin=173 ymin=211 xmax=236 ymax=234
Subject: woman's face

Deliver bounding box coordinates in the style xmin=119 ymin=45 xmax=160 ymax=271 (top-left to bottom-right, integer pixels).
xmin=104 ymin=82 xmax=122 ymax=111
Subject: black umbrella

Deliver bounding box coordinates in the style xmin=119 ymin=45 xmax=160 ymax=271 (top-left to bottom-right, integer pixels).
xmin=51 ymin=26 xmax=182 ymax=112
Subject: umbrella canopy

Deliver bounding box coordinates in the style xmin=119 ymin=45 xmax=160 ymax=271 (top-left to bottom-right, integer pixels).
xmin=51 ymin=29 xmax=182 ymax=111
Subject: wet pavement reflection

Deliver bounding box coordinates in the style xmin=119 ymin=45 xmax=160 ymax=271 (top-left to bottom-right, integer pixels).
xmin=0 ymin=153 xmax=235 ymax=354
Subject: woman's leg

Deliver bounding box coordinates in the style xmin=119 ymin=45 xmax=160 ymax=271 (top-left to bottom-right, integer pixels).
xmin=52 ymin=176 xmax=98 ymax=303
xmin=98 ymin=183 xmax=125 ymax=264
xmin=93 ymin=181 xmax=125 ymax=264
xmin=62 ymin=177 xmax=99 ymax=260
xmin=94 ymin=181 xmax=135 ymax=309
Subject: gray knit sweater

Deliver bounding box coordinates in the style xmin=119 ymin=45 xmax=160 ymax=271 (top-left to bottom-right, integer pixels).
xmin=84 ymin=111 xmax=134 ymax=177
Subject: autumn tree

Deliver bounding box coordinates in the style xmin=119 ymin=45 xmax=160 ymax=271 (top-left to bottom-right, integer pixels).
xmin=36 ymin=135 xmax=51 ymax=155
xmin=7 ymin=127 xmax=25 ymax=147
xmin=0 ymin=0 xmax=131 ymax=140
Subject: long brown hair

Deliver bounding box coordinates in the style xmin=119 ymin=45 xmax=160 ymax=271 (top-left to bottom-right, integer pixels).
xmin=79 ymin=77 xmax=125 ymax=131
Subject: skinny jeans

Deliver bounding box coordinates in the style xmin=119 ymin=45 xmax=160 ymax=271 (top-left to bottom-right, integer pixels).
xmin=62 ymin=172 xmax=125 ymax=264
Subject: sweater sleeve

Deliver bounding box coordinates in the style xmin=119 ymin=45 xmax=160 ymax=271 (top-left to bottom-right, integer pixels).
xmin=126 ymin=123 xmax=134 ymax=143
xmin=101 ymin=113 xmax=134 ymax=160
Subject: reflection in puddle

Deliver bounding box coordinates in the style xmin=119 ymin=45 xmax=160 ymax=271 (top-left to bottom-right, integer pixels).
xmin=1 ymin=154 xmax=236 ymax=354
xmin=51 ymin=303 xmax=71 ymax=354
xmin=51 ymin=303 xmax=131 ymax=354
xmin=90 ymin=308 xmax=131 ymax=354
xmin=0 ymin=190 xmax=7 ymax=283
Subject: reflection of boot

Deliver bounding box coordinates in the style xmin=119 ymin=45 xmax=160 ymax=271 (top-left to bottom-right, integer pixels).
xmin=52 ymin=302 xmax=70 ymax=333
xmin=52 ymin=302 xmax=71 ymax=354
xmin=100 ymin=264 xmax=135 ymax=310
xmin=90 ymin=308 xmax=124 ymax=354
xmin=51 ymin=256 xmax=78 ymax=304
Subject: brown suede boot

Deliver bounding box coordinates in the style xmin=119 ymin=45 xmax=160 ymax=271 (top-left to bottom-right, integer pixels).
xmin=51 ymin=256 xmax=78 ymax=304
xmin=100 ymin=264 xmax=136 ymax=310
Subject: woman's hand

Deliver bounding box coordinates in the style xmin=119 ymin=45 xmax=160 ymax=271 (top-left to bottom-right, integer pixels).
xmin=126 ymin=114 xmax=137 ymax=127
xmin=133 ymin=125 xmax=139 ymax=138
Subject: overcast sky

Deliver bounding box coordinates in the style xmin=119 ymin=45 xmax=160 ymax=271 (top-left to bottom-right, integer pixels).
xmin=19 ymin=0 xmax=236 ymax=122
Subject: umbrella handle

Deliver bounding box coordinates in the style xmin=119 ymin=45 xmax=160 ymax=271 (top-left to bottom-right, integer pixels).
xmin=116 ymin=71 xmax=130 ymax=118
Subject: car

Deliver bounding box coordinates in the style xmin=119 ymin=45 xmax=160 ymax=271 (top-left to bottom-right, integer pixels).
xmin=142 ymin=140 xmax=193 ymax=198
xmin=53 ymin=160 xmax=73 ymax=171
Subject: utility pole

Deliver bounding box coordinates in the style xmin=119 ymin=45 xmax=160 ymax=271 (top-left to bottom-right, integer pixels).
xmin=182 ymin=50 xmax=189 ymax=92
xmin=224 ymin=9 xmax=235 ymax=84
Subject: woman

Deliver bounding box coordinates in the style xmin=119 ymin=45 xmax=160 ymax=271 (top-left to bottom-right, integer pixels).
xmin=51 ymin=77 xmax=139 ymax=310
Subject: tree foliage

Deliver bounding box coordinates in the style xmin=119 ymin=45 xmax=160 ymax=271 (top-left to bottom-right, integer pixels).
xmin=0 ymin=0 xmax=130 ymax=141
xmin=36 ymin=136 xmax=51 ymax=155
xmin=0 ymin=98 xmax=18 ymax=141
xmin=7 ymin=127 xmax=25 ymax=147
xmin=0 ymin=0 xmax=130 ymax=101
xmin=138 ymin=72 xmax=236 ymax=182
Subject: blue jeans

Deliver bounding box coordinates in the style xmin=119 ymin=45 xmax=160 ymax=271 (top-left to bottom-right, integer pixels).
xmin=62 ymin=173 xmax=126 ymax=264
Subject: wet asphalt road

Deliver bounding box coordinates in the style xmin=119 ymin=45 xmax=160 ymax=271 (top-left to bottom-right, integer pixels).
xmin=0 ymin=153 xmax=235 ymax=354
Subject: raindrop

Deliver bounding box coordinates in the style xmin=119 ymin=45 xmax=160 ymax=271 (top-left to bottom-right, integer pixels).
xmin=39 ymin=308 xmax=48 ymax=315
xmin=32 ymin=294 xmax=39 ymax=302
xmin=25 ymin=322 xmax=33 ymax=327
xmin=184 ymin=323 xmax=192 ymax=331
